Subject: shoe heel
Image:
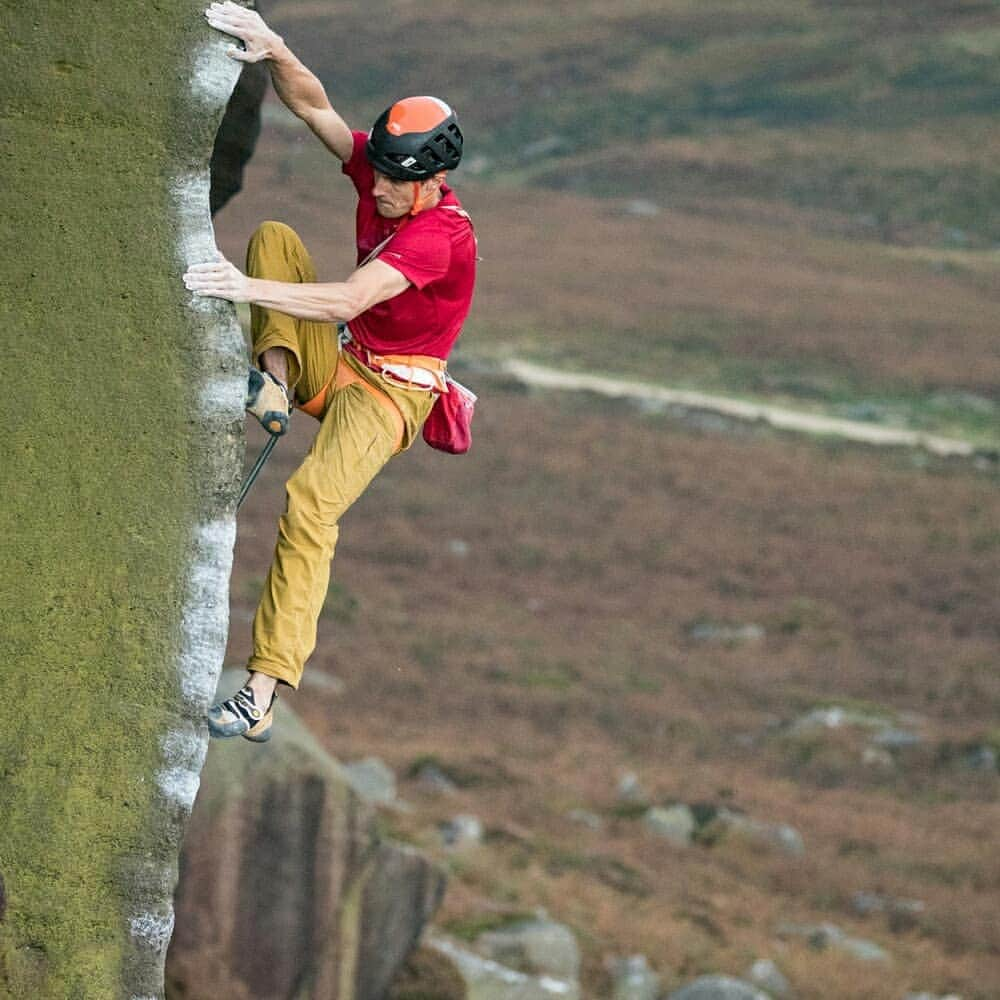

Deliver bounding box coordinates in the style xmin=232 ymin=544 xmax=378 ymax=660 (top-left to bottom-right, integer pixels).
xmin=242 ymin=709 xmax=274 ymax=743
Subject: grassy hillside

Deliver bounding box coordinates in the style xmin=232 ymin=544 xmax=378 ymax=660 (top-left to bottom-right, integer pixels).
xmin=227 ymin=397 xmax=1000 ymax=1000
xmin=236 ymin=0 xmax=1000 ymax=447
xmin=270 ymin=0 xmax=1000 ymax=245
xmin=213 ymin=1 xmax=999 ymax=996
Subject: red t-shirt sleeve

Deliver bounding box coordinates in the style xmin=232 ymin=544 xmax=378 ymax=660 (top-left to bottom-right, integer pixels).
xmin=378 ymin=220 xmax=452 ymax=290
xmin=342 ymin=131 xmax=371 ymax=194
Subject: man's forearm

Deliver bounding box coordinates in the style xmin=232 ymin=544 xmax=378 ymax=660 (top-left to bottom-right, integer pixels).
xmin=267 ymin=42 xmax=332 ymax=120
xmin=248 ymin=277 xmax=365 ymax=325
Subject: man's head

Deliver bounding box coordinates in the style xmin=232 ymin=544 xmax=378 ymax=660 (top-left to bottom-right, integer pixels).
xmin=367 ymin=96 xmax=463 ymax=217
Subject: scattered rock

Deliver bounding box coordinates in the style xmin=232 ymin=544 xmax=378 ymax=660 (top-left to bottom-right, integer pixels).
xmin=790 ymin=705 xmax=891 ymax=734
xmin=862 ymin=747 xmax=896 ymax=769
xmin=705 ymin=808 xmax=805 ymax=857
xmin=852 ymin=891 xmax=925 ymax=918
xmin=343 ymin=756 xmax=397 ymax=805
xmin=870 ymin=729 xmax=924 ymax=751
xmin=903 ymin=993 xmax=963 ymax=1000
xmin=609 ymin=955 xmax=661 ymax=1000
xmin=688 ymin=622 xmax=765 ymax=644
xmin=618 ymin=771 xmax=648 ymax=803
xmin=475 ymin=918 xmax=581 ymax=981
xmin=427 ymin=935 xmax=581 ymax=1000
xmin=414 ymin=762 xmax=460 ymax=795
xmin=644 ymin=804 xmax=696 ymax=847
xmin=623 ymin=199 xmax=661 ymax=218
xmin=747 ymin=958 xmax=789 ymax=997
xmin=851 ymin=892 xmax=925 ymax=933
xmin=568 ymin=808 xmax=604 ymax=831
xmin=447 ymin=538 xmax=471 ymax=558
xmin=963 ymin=745 xmax=997 ymax=772
xmin=441 ymin=814 xmax=484 ymax=849
xmin=668 ymin=974 xmax=772 ymax=999
xmin=779 ymin=922 xmax=891 ymax=963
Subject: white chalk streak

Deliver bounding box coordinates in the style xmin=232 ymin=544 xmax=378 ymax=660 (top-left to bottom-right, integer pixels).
xmin=177 ymin=519 xmax=237 ymax=709
xmin=129 ymin=911 xmax=175 ymax=954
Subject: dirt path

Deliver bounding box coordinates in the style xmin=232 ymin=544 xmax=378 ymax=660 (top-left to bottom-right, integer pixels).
xmin=500 ymin=359 xmax=978 ymax=459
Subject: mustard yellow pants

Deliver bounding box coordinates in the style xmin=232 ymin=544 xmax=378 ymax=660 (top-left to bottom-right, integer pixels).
xmin=246 ymin=221 xmax=435 ymax=689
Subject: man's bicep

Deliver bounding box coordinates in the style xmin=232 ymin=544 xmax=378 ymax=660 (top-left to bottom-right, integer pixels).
xmin=303 ymin=107 xmax=354 ymax=162
xmin=346 ymin=259 xmax=411 ymax=314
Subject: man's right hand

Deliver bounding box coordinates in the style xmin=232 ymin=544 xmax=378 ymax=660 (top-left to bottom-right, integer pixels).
xmin=205 ymin=1 xmax=283 ymax=63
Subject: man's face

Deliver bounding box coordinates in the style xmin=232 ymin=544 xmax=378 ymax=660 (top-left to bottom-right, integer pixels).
xmin=372 ymin=170 xmax=416 ymax=219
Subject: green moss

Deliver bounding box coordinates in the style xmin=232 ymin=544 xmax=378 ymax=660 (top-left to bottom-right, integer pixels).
xmin=441 ymin=911 xmax=537 ymax=943
xmin=0 ymin=2 xmax=239 ymax=996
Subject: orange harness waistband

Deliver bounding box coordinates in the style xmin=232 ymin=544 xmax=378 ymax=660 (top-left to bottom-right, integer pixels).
xmin=296 ymin=355 xmax=404 ymax=453
xmin=342 ymin=339 xmax=448 ymax=392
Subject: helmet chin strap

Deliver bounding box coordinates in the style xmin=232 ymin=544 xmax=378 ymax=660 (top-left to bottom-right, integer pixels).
xmin=409 ymin=177 xmax=445 ymax=216
xmin=410 ymin=181 xmax=426 ymax=216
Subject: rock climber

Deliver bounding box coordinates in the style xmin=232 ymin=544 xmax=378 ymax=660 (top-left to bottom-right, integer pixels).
xmin=183 ymin=1 xmax=477 ymax=742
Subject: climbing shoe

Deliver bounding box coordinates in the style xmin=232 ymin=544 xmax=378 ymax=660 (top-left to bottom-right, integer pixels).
xmin=207 ymin=684 xmax=277 ymax=742
xmin=247 ymin=367 xmax=291 ymax=436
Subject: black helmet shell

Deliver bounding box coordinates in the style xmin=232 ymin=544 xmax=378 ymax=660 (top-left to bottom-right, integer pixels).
xmin=367 ymin=96 xmax=463 ymax=181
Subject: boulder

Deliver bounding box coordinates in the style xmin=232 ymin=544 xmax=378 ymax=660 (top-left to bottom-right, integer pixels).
xmin=426 ymin=935 xmax=581 ymax=1000
xmin=344 ymin=755 xmax=398 ymax=804
xmin=668 ymin=974 xmax=772 ymax=1000
xmin=778 ymin=922 xmax=891 ymax=963
xmin=475 ymin=918 xmax=581 ymax=981
xmin=167 ymin=673 xmax=446 ymax=1000
xmin=704 ymin=808 xmax=805 ymax=857
xmin=609 ymin=955 xmax=662 ymax=1000
xmin=645 ymin=804 xmax=697 ymax=847
xmin=442 ymin=814 xmax=486 ymax=848
xmin=747 ymin=959 xmax=790 ymax=997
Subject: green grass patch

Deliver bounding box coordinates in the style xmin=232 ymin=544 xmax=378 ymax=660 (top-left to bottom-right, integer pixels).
xmin=441 ymin=911 xmax=537 ymax=943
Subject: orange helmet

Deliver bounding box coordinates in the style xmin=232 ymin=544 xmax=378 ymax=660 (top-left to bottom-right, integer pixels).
xmin=367 ymin=96 xmax=463 ymax=181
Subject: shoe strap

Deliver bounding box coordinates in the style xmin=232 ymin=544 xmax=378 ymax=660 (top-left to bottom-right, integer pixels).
xmin=230 ymin=686 xmax=263 ymax=722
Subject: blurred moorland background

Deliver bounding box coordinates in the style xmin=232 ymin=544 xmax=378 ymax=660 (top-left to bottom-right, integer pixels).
xmin=213 ymin=2 xmax=1000 ymax=997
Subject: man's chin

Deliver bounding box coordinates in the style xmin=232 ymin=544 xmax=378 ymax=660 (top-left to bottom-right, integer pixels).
xmin=375 ymin=204 xmax=406 ymax=220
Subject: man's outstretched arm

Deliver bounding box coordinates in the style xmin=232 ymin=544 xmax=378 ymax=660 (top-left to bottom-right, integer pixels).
xmin=183 ymin=255 xmax=410 ymax=323
xmin=205 ymin=1 xmax=353 ymax=162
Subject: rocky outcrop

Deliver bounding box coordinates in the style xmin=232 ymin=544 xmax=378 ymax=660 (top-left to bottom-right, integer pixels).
xmin=167 ymin=676 xmax=446 ymax=1000
xmin=0 ymin=3 xmax=246 ymax=997
xmin=210 ymin=52 xmax=267 ymax=214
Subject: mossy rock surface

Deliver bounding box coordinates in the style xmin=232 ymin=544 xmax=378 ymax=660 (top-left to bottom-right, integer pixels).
xmin=0 ymin=3 xmax=245 ymax=996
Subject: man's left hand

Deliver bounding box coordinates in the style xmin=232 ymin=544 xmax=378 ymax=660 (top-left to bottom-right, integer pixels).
xmin=183 ymin=255 xmax=252 ymax=302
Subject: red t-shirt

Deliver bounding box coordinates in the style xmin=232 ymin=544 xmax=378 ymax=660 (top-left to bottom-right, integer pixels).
xmin=342 ymin=131 xmax=477 ymax=359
